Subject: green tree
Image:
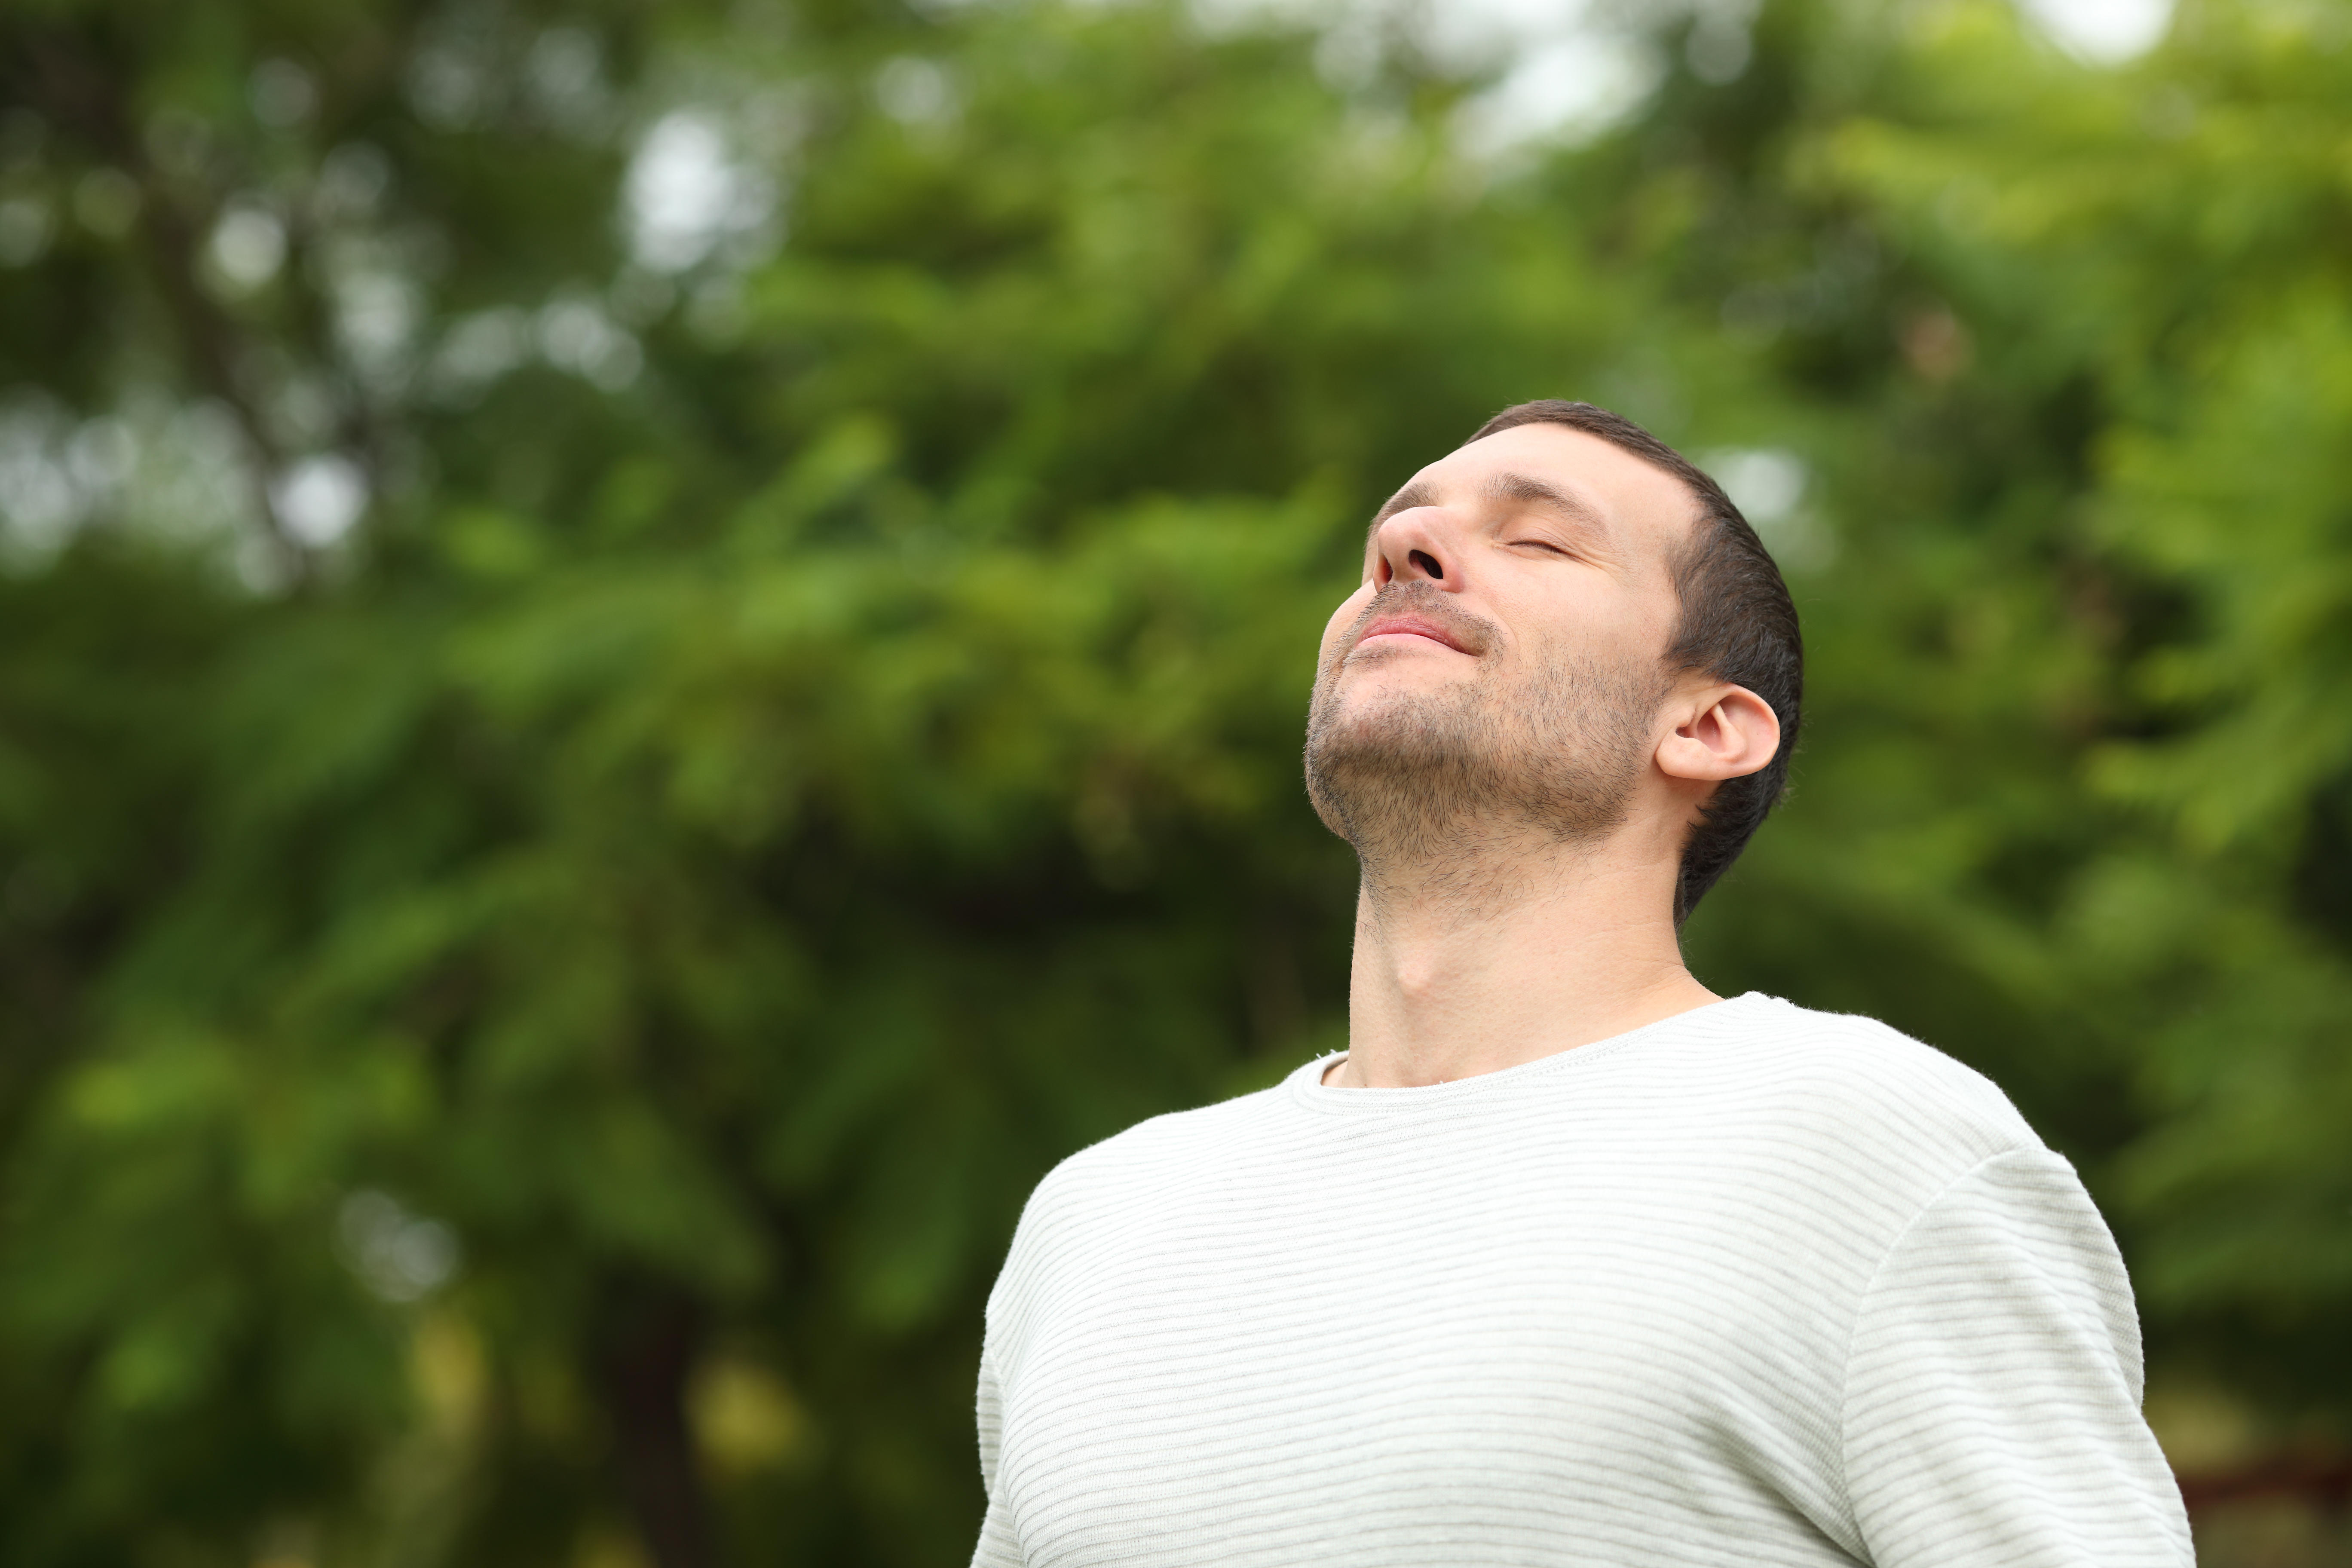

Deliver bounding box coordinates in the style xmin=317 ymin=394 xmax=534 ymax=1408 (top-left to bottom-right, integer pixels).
xmin=0 ymin=2 xmax=1654 ymax=1562
xmin=1813 ymin=0 xmax=2352 ymax=1416
xmin=2 ymin=0 xmax=2349 ymax=1563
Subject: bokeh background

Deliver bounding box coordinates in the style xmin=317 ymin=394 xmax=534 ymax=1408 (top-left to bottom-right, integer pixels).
xmin=3 ymin=0 xmax=2349 ymax=1562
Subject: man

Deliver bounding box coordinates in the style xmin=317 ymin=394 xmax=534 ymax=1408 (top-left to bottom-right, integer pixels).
xmin=968 ymin=401 xmax=2192 ymax=1566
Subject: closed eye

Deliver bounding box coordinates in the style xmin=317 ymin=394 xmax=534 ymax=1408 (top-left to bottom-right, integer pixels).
xmin=1507 ymin=539 xmax=1572 ymax=557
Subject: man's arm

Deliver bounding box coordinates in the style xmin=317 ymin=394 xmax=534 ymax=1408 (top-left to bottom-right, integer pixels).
xmin=970 ymin=1343 xmax=1021 ymax=1568
xmin=1841 ymin=1147 xmax=2192 ymax=1566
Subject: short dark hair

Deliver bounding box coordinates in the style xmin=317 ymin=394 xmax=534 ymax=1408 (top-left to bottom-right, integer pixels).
xmin=1467 ymin=399 xmax=1804 ymax=924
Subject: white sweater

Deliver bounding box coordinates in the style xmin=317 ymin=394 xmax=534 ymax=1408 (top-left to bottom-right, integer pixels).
xmin=969 ymin=993 xmax=2191 ymax=1567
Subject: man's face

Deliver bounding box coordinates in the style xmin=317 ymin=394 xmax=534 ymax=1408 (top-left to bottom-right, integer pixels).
xmin=1304 ymin=422 xmax=1700 ymax=857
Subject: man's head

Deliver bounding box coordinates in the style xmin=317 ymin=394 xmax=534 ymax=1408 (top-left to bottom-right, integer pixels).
xmin=1303 ymin=400 xmax=1802 ymax=923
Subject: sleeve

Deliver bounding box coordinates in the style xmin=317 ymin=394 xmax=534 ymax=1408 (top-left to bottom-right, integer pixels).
xmin=1840 ymin=1147 xmax=2193 ymax=1568
xmin=970 ymin=1341 xmax=1022 ymax=1568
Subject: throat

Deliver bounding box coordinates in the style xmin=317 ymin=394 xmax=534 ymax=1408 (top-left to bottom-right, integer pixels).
xmin=1336 ymin=847 xmax=1712 ymax=1089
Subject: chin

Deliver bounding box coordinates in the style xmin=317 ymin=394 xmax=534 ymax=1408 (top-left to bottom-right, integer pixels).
xmin=1307 ymin=677 xmax=1483 ymax=779
xmin=1335 ymin=651 xmax=1471 ymax=701
xmin=1317 ymin=682 xmax=1431 ymax=742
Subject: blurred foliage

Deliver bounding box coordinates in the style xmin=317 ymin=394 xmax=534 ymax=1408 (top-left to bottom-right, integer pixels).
xmin=0 ymin=0 xmax=2348 ymax=1563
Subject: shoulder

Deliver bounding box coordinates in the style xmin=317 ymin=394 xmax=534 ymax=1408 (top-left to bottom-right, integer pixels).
xmin=1023 ymin=1080 xmax=1293 ymax=1218
xmin=1739 ymin=995 xmax=2035 ymax=1133
xmin=986 ymin=1080 xmax=1297 ymax=1307
xmin=1671 ymin=994 xmax=2051 ymax=1197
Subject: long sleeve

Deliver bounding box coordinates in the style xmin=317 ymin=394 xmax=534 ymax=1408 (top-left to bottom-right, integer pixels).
xmin=1840 ymin=1148 xmax=2193 ymax=1567
xmin=970 ymin=1341 xmax=1021 ymax=1567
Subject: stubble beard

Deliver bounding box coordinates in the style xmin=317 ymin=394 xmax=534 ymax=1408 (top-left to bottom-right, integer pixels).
xmin=1303 ymin=586 xmax=1665 ymax=890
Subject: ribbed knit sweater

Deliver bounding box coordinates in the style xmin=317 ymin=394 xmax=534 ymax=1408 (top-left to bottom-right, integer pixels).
xmin=968 ymin=993 xmax=2192 ymax=1567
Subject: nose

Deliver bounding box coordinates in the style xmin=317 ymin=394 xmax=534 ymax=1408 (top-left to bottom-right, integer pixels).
xmin=1371 ymin=508 xmax=1456 ymax=589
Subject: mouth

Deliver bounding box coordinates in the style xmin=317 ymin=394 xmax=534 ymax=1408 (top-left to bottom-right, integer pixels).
xmin=1353 ymin=613 xmax=1472 ymax=655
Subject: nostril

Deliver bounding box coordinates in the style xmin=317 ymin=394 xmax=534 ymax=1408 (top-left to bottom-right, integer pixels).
xmin=1409 ymin=549 xmax=1443 ymax=580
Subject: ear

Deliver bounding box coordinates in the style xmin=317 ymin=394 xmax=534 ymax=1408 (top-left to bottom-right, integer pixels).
xmin=1656 ymin=683 xmax=1781 ymax=784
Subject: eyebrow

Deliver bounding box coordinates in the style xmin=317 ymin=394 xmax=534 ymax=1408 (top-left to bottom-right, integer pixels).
xmin=1364 ymin=471 xmax=1614 ymax=551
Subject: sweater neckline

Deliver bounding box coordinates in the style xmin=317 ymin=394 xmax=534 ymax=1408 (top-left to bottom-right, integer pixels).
xmin=1285 ymin=992 xmax=1770 ymax=1115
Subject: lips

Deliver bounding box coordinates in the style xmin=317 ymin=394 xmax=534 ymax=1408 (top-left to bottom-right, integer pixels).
xmin=1354 ymin=613 xmax=1471 ymax=655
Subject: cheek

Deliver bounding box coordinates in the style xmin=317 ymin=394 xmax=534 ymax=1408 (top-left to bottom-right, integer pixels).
xmin=1512 ymin=588 xmax=1657 ymax=677
xmin=1319 ymin=587 xmax=1374 ymax=662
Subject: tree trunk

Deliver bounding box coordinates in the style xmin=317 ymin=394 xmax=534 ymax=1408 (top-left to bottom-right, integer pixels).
xmin=594 ymin=1283 xmax=718 ymax=1568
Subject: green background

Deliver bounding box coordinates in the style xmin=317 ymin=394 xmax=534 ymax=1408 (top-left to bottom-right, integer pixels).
xmin=1 ymin=0 xmax=2348 ymax=1562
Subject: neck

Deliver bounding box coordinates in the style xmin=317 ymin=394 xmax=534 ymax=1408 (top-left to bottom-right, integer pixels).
xmin=1331 ymin=826 xmax=1715 ymax=1089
